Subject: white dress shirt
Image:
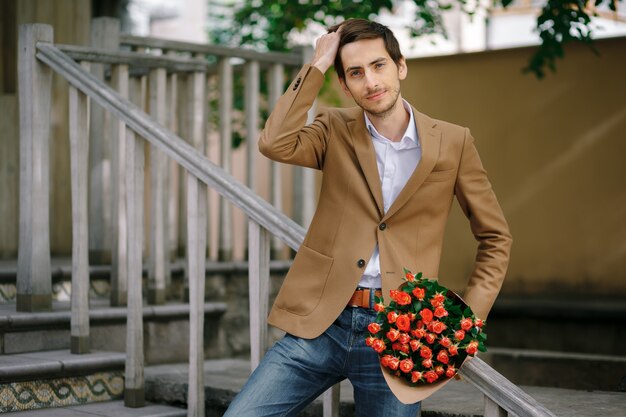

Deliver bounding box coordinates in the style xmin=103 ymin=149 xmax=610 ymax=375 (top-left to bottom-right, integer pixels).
xmin=357 ymin=100 xmax=421 ymax=289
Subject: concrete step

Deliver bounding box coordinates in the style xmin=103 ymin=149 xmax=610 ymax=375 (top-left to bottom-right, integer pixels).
xmin=144 ymin=359 xmax=626 ymax=417
xmin=0 ymin=301 xmax=227 ymax=362
xmin=0 ymin=400 xmax=186 ymax=416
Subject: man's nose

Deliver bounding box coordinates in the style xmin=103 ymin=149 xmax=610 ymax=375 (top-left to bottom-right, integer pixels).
xmin=364 ymin=70 xmax=378 ymax=90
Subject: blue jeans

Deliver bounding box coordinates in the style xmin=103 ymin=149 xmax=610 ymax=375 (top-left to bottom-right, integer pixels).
xmin=224 ymin=307 xmax=421 ymax=417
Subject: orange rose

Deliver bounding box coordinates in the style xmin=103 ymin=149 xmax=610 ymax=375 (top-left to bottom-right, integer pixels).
xmin=396 ymin=315 xmax=411 ymax=332
xmin=412 ymin=287 xmax=425 ymax=300
xmin=434 ymin=306 xmax=448 ymax=318
xmin=424 ymin=370 xmax=439 ymax=383
xmin=454 ymin=330 xmax=466 ymax=341
xmin=411 ymin=371 xmax=422 ymax=383
xmin=460 ymin=318 xmax=473 ymax=331
xmin=435 ymin=365 xmax=445 ymax=375
xmin=374 ymin=302 xmax=385 ymax=312
xmin=445 ymin=366 xmax=457 ymax=378
xmin=365 ymin=336 xmax=375 ymax=346
xmin=436 ymin=350 xmax=449 ymax=364
xmin=419 ymin=308 xmax=433 ymax=324
xmin=399 ymin=359 xmax=414 ymax=373
xmin=430 ymin=292 xmax=445 ymax=307
xmin=420 ymin=346 xmax=432 ymax=359
xmin=394 ymin=291 xmax=412 ymax=306
xmin=411 ymin=327 xmax=426 ymax=339
xmin=388 ymin=356 xmax=400 ymax=370
xmin=367 ymin=322 xmax=381 ymax=334
xmin=409 ymin=339 xmax=421 ymax=352
xmin=398 ymin=332 xmax=411 ymax=345
xmin=386 ymin=328 xmax=400 ymax=342
xmin=428 ymin=321 xmax=447 ymax=334
xmin=466 ymin=340 xmax=479 ymax=355
xmin=448 ymin=344 xmax=459 ymax=356
xmin=421 ymin=358 xmax=433 ymax=368
xmin=405 ymin=272 xmax=415 ymax=282
xmin=425 ymin=333 xmax=436 ymax=344
xmin=440 ymin=336 xmax=452 ymax=348
xmin=387 ymin=311 xmax=398 ymax=324
xmin=372 ymin=339 xmax=386 ymax=353
xmin=380 ymin=354 xmax=392 ymax=368
xmin=475 ymin=318 xmax=484 ymax=328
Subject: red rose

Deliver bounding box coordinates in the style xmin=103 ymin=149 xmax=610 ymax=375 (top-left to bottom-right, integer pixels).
xmin=396 ymin=315 xmax=411 ymax=332
xmin=419 ymin=308 xmax=433 ymax=324
xmin=475 ymin=318 xmax=484 ymax=328
xmin=389 ymin=290 xmax=399 ymax=300
xmin=409 ymin=339 xmax=421 ymax=352
xmin=380 ymin=355 xmax=392 ymax=367
xmin=436 ymin=350 xmax=449 ymax=364
xmin=367 ymin=322 xmax=381 ymax=334
xmin=420 ymin=346 xmax=432 ymax=359
xmin=399 ymin=359 xmax=414 ymax=373
xmin=400 ymin=344 xmax=409 ymax=354
xmin=422 ymin=358 xmax=433 ymax=368
xmin=394 ymin=291 xmax=412 ymax=306
xmin=440 ymin=336 xmax=451 ymax=348
xmin=388 ymin=356 xmax=400 ymax=370
xmin=434 ymin=306 xmax=448 ymax=318
xmin=392 ymin=342 xmax=402 ymax=352
xmin=398 ymin=333 xmax=411 ymax=345
xmin=411 ymin=327 xmax=426 ymax=339
xmin=466 ymin=340 xmax=479 ymax=355
xmin=435 ymin=365 xmax=445 ymax=375
xmin=424 ymin=370 xmax=439 ymax=383
xmin=460 ymin=318 xmax=473 ymax=331
xmin=412 ymin=287 xmax=425 ymax=300
xmin=425 ymin=333 xmax=436 ymax=344
xmin=374 ymin=302 xmax=385 ymax=312
xmin=411 ymin=371 xmax=422 ymax=383
xmin=365 ymin=336 xmax=375 ymax=347
xmin=428 ymin=321 xmax=447 ymax=334
xmin=387 ymin=328 xmax=400 ymax=342
xmin=408 ymin=312 xmax=416 ymax=321
xmin=454 ymin=330 xmax=465 ymax=341
xmin=405 ymin=272 xmax=415 ymax=282
xmin=448 ymin=344 xmax=459 ymax=356
xmin=387 ymin=312 xmax=398 ymax=324
xmin=430 ymin=292 xmax=445 ymax=307
xmin=445 ymin=366 xmax=457 ymax=378
xmin=372 ymin=339 xmax=386 ymax=353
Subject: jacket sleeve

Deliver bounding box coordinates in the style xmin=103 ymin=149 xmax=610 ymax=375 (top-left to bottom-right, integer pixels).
xmin=258 ymin=64 xmax=331 ymax=170
xmin=455 ymin=128 xmax=513 ymax=320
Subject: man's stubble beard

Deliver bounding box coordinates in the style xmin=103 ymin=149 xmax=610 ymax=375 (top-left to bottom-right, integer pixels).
xmin=353 ymin=84 xmax=402 ymax=120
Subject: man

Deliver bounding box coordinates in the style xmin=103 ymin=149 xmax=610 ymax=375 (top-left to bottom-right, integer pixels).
xmin=224 ymin=19 xmax=511 ymax=416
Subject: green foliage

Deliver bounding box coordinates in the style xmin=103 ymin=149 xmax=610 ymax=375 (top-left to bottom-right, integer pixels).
xmin=209 ymin=0 xmax=624 ymax=79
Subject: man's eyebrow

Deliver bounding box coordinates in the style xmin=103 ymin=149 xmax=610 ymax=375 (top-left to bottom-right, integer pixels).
xmin=345 ymin=57 xmax=387 ymax=72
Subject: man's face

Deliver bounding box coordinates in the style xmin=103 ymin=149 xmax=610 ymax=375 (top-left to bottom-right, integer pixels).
xmin=338 ymin=37 xmax=407 ymax=118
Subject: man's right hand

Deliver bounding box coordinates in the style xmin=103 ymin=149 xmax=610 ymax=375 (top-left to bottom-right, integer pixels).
xmin=311 ymin=29 xmax=341 ymax=74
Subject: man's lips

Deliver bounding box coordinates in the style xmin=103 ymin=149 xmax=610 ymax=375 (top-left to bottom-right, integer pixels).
xmin=366 ymin=90 xmax=386 ymax=101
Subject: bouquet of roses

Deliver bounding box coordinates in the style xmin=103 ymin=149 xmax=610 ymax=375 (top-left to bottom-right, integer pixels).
xmin=365 ymin=269 xmax=486 ymax=386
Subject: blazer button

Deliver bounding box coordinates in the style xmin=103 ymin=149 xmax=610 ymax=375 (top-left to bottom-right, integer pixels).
xmin=357 ymin=259 xmax=366 ymax=268
xmin=379 ymin=223 xmax=387 ymax=231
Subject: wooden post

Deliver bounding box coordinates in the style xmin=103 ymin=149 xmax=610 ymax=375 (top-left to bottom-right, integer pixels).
xmin=323 ymin=386 xmax=340 ymax=417
xmin=125 ymin=76 xmax=145 ymax=408
xmin=218 ymin=57 xmax=233 ymax=261
xmin=186 ymin=174 xmax=207 ymax=417
xmin=88 ymin=17 xmax=119 ymax=264
xmin=166 ymin=50 xmax=180 ymax=272
xmin=184 ymin=64 xmax=207 ymax=300
xmin=17 ymin=24 xmax=53 ymax=312
xmin=267 ymin=63 xmax=284 ymax=259
xmin=485 ymin=395 xmax=508 ymax=417
xmin=110 ymin=63 xmax=129 ymax=307
xmin=148 ymin=67 xmax=168 ymax=305
xmin=69 ymin=61 xmax=91 ymax=353
xmin=248 ymin=220 xmax=270 ymax=370
xmin=244 ymin=60 xmax=260 ymax=259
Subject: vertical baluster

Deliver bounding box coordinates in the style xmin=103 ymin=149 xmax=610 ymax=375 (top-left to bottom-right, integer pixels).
xmin=125 ymin=76 xmax=146 ymax=408
xmin=484 ymin=395 xmax=508 ymax=417
xmin=248 ymin=220 xmax=270 ymax=370
xmin=244 ymin=60 xmax=260 ymax=258
xmin=218 ymin=57 xmax=233 ymax=261
xmin=148 ymin=67 xmax=168 ymax=304
xmin=187 ymin=174 xmax=207 ymax=417
xmin=166 ymin=50 xmax=180 ymax=279
xmin=69 ymin=61 xmax=91 ymax=353
xmin=110 ymin=63 xmax=129 ymax=306
xmin=323 ymin=386 xmax=340 ymax=417
xmin=88 ymin=17 xmax=119 ymax=265
xmin=17 ymin=24 xmax=53 ymax=312
xmin=267 ymin=63 xmax=284 ymax=259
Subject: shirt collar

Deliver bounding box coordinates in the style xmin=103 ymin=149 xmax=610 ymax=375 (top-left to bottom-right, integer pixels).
xmin=364 ymin=100 xmax=419 ymax=149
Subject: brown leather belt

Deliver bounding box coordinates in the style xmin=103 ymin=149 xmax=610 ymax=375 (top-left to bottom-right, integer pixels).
xmin=347 ymin=287 xmax=382 ymax=309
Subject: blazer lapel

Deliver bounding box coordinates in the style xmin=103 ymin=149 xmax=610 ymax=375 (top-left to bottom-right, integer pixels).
xmin=382 ymin=109 xmax=441 ymax=221
xmin=348 ymin=117 xmax=384 ymax=218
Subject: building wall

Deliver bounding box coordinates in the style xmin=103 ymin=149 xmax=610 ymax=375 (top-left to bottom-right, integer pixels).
xmin=395 ymin=37 xmax=626 ymax=297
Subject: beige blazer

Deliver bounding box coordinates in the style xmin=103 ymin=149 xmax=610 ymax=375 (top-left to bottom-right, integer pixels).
xmin=260 ymin=64 xmax=512 ymax=341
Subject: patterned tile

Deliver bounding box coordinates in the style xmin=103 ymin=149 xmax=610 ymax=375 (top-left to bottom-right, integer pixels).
xmin=0 ymin=371 xmax=124 ymax=412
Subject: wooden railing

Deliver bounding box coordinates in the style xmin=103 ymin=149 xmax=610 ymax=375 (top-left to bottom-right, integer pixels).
xmin=18 ymin=20 xmax=556 ymax=417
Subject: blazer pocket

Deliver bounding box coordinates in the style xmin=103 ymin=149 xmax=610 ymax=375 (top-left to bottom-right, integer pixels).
xmin=424 ymin=168 xmax=456 ymax=182
xmin=275 ymin=245 xmax=334 ymax=316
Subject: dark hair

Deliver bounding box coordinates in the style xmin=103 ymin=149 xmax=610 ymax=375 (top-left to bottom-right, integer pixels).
xmin=328 ymin=19 xmax=403 ymax=80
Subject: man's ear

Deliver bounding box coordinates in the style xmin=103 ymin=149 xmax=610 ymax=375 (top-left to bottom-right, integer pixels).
xmin=398 ymin=57 xmax=408 ymax=81
xmin=338 ymin=77 xmax=352 ymax=98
